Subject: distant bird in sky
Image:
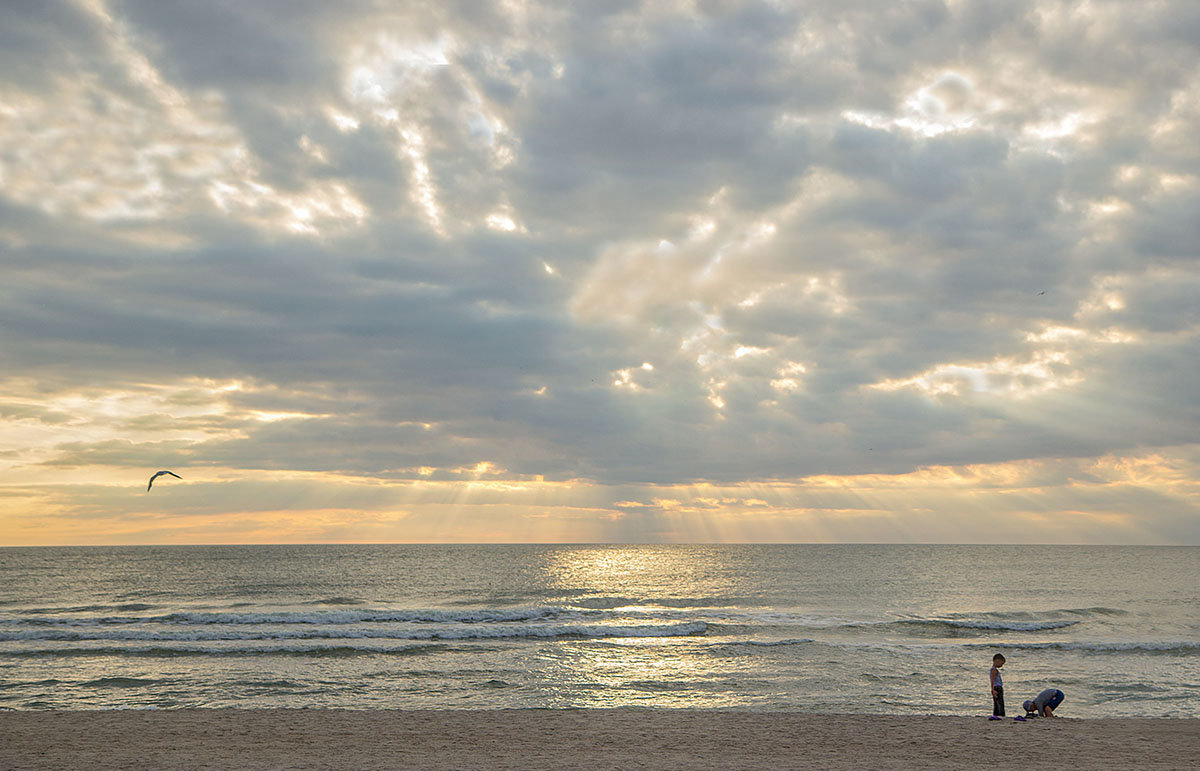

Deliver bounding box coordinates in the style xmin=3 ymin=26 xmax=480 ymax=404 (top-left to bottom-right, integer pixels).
xmin=147 ymin=470 xmax=182 ymax=491
xmin=1037 ymin=290 xmax=1046 ymax=295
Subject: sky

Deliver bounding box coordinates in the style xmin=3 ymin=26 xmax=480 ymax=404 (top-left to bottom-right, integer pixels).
xmin=1 ymin=0 xmax=1198 ymax=545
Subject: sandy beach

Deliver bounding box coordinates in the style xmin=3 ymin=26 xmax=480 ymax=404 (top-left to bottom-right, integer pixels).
xmin=2 ymin=709 xmax=1196 ymax=770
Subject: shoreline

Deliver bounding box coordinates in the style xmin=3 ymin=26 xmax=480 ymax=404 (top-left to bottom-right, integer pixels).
xmin=3 ymin=709 xmax=1197 ymax=770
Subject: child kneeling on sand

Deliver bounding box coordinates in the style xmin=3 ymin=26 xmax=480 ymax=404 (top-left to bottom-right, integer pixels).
xmin=1023 ymin=688 xmax=1065 ymax=717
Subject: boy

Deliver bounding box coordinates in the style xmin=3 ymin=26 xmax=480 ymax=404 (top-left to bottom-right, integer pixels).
xmin=989 ymin=654 xmax=1006 ymax=717
xmin=1023 ymin=688 xmax=1065 ymax=717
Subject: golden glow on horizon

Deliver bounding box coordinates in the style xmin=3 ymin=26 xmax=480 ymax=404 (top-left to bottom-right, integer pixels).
xmin=1 ymin=365 xmax=1194 ymax=546
xmin=0 ymin=448 xmax=1194 ymax=545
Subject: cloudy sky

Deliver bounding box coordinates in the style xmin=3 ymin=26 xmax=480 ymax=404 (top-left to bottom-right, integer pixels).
xmin=2 ymin=0 xmax=1198 ymax=545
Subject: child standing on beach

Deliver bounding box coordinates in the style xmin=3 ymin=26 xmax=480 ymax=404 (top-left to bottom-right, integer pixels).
xmin=989 ymin=654 xmax=1006 ymax=717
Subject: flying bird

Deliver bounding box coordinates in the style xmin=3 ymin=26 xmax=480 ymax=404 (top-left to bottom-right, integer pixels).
xmin=147 ymin=470 xmax=182 ymax=491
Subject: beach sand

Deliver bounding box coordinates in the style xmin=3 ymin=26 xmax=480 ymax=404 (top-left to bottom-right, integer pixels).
xmin=2 ymin=709 xmax=1196 ymax=770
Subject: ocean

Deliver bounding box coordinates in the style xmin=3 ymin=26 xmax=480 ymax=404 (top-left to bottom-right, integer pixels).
xmin=0 ymin=545 xmax=1196 ymax=716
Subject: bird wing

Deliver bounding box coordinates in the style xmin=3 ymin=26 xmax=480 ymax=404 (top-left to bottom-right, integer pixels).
xmin=147 ymin=470 xmax=181 ymax=491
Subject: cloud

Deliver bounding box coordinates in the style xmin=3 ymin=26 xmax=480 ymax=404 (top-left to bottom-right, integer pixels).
xmin=1 ymin=0 xmax=1197 ymax=543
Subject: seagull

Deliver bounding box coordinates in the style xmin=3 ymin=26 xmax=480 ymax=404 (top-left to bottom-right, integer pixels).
xmin=147 ymin=470 xmax=182 ymax=491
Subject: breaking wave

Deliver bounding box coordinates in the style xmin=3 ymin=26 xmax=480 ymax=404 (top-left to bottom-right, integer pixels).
xmin=0 ymin=621 xmax=708 ymax=647
xmin=983 ymin=640 xmax=1200 ymax=655
xmin=0 ymin=607 xmax=579 ymax=627
xmin=895 ymin=618 xmax=1081 ymax=632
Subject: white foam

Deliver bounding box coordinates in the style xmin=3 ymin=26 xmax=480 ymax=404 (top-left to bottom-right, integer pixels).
xmin=0 ymin=606 xmax=577 ymax=627
xmin=0 ymin=621 xmax=708 ymax=644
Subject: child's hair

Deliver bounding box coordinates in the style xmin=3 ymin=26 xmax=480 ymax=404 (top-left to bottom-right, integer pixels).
xmin=992 ymin=653 xmax=1006 ymax=663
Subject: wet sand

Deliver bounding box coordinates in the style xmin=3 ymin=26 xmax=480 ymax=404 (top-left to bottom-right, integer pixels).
xmin=2 ymin=709 xmax=1197 ymax=770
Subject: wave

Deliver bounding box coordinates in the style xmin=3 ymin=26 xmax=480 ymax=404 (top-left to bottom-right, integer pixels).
xmin=566 ymin=594 xmax=755 ymax=610
xmin=640 ymin=607 xmax=1113 ymax=633
xmin=895 ymin=618 xmax=1081 ymax=632
xmin=16 ymin=603 xmax=161 ymax=616
xmin=0 ymin=621 xmax=707 ymax=647
xmin=0 ymin=606 xmax=579 ymax=627
xmin=571 ymin=596 xmax=643 ymax=610
xmin=863 ymin=608 xmax=1120 ymax=634
xmin=704 ymin=634 xmax=1187 ymax=653
xmin=1058 ymin=607 xmax=1128 ymax=617
xmin=981 ymin=640 xmax=1200 ymax=655
xmin=81 ymin=677 xmax=162 ymax=688
xmin=695 ymin=637 xmax=816 ymax=654
xmin=0 ymin=643 xmax=458 ymax=658
xmin=230 ymin=679 xmax=305 ymax=689
xmin=0 ymin=621 xmax=707 ymax=643
xmin=0 ymin=678 xmax=62 ymax=690
xmin=736 ymin=638 xmax=816 ymax=647
xmin=701 ymin=635 xmax=1192 ymax=655
xmin=0 ymin=623 xmax=707 ymax=658
xmin=567 ymin=595 xmax=749 ymax=611
xmin=0 ymin=604 xmax=1133 ymax=649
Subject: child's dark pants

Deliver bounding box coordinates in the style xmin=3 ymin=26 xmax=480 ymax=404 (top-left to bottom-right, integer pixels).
xmin=993 ymin=686 xmax=1005 ymax=716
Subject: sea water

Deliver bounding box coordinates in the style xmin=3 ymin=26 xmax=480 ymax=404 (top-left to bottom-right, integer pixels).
xmin=0 ymin=544 xmax=1196 ymax=716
